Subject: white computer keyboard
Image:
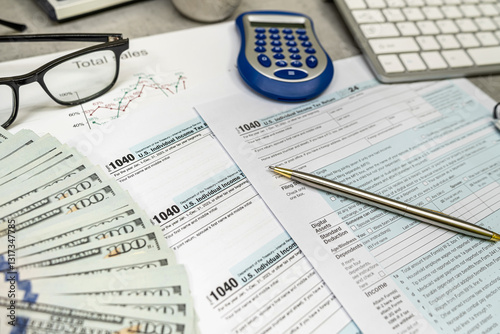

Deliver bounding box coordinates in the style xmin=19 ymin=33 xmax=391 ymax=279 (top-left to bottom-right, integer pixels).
xmin=334 ymin=0 xmax=500 ymax=82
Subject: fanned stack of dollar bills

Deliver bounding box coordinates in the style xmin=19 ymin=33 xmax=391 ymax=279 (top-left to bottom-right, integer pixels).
xmin=0 ymin=128 xmax=197 ymax=333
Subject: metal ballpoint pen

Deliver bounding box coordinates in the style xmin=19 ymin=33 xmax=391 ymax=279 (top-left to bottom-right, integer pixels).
xmin=269 ymin=166 xmax=500 ymax=242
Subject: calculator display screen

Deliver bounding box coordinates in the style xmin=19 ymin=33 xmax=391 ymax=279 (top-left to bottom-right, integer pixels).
xmin=250 ymin=22 xmax=305 ymax=29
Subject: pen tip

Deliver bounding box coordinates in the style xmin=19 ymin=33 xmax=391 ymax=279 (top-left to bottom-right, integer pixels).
xmin=268 ymin=166 xmax=275 ymax=170
xmin=491 ymin=233 xmax=500 ymax=242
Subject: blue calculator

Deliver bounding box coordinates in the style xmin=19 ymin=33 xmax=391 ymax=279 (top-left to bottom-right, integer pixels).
xmin=236 ymin=11 xmax=334 ymax=102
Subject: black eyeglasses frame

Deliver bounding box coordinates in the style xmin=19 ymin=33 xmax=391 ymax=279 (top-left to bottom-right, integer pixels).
xmin=0 ymin=33 xmax=129 ymax=128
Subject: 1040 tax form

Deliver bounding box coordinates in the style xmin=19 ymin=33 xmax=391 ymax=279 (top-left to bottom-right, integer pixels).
xmin=195 ymin=56 xmax=500 ymax=334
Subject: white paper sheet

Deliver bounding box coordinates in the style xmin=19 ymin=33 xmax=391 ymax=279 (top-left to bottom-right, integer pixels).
xmin=194 ymin=56 xmax=500 ymax=334
xmin=3 ymin=23 xmax=237 ymax=142
xmin=65 ymin=93 xmax=358 ymax=333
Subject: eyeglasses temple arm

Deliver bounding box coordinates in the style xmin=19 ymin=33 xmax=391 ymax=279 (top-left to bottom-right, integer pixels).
xmin=0 ymin=33 xmax=123 ymax=43
xmin=0 ymin=19 xmax=27 ymax=32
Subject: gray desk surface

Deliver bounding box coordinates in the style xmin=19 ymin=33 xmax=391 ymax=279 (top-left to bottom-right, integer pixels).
xmin=1 ymin=0 xmax=499 ymax=101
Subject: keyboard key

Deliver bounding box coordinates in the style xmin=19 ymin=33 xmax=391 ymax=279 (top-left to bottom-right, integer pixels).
xmin=493 ymin=17 xmax=500 ymax=29
xmin=290 ymin=53 xmax=302 ymax=59
xmin=400 ymin=53 xmax=427 ymax=71
xmin=474 ymin=18 xmax=496 ymax=31
xmin=416 ymin=35 xmax=441 ymax=50
xmin=283 ymin=28 xmax=293 ymax=34
xmin=275 ymin=60 xmax=287 ymax=67
xmin=402 ymin=8 xmax=425 ymax=21
xmin=286 ymin=40 xmax=297 ymax=47
xmin=273 ymin=53 xmax=285 ymax=59
xmin=269 ymin=28 xmax=279 ymax=33
xmin=422 ymin=7 xmax=444 ymax=20
xmin=456 ymin=33 xmax=480 ymax=47
xmin=478 ymin=4 xmax=499 ymax=16
xmin=441 ymin=49 xmax=474 ymax=67
xmin=467 ymin=46 xmax=500 ymax=65
xmin=460 ymin=5 xmax=481 ymax=17
xmin=416 ymin=21 xmax=440 ymax=34
xmin=255 ymin=40 xmax=266 ymax=46
xmin=291 ymin=60 xmax=303 ymax=67
xmin=383 ymin=9 xmax=406 ymax=21
xmin=386 ymin=0 xmax=405 ymax=7
xmin=369 ymin=37 xmax=420 ymax=53
xmin=255 ymin=46 xmax=266 ymax=52
xmin=455 ymin=18 xmax=479 ymax=32
xmin=288 ymin=47 xmax=300 ymax=53
xmin=420 ymin=51 xmax=448 ymax=69
xmin=366 ymin=0 xmax=386 ymax=8
xmin=352 ymin=9 xmax=386 ymax=23
xmin=406 ymin=0 xmax=425 ymax=6
xmin=440 ymin=5 xmax=463 ymax=19
xmin=360 ymin=23 xmax=400 ymax=38
xmin=256 ymin=33 xmax=266 ymax=39
xmin=396 ymin=22 xmax=420 ymax=35
xmin=271 ymin=40 xmax=282 ymax=46
xmin=436 ymin=34 xmax=461 ymax=48
xmin=272 ymin=46 xmax=283 ymax=53
xmin=436 ymin=20 xmax=459 ymax=33
xmin=378 ymin=54 xmax=405 ymax=72
xmin=305 ymin=48 xmax=316 ymax=54
xmin=346 ymin=0 xmax=367 ymax=9
xmin=301 ymin=41 xmax=312 ymax=47
xmin=476 ymin=32 xmax=499 ymax=46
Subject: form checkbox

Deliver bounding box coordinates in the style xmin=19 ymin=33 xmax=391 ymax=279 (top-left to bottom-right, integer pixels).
xmin=330 ymin=196 xmax=336 ymax=201
xmin=367 ymin=228 xmax=373 ymax=233
xmin=423 ymin=181 xmax=428 ymax=186
xmin=351 ymin=225 xmax=357 ymax=231
xmin=426 ymin=197 xmax=431 ymax=202
xmin=379 ymin=271 xmax=386 ymax=277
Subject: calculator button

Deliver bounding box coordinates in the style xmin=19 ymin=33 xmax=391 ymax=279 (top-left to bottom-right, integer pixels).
xmin=301 ymin=41 xmax=312 ymax=47
xmin=276 ymin=60 xmax=288 ymax=67
xmin=270 ymin=34 xmax=281 ymax=40
xmin=306 ymin=55 xmax=318 ymax=68
xmin=284 ymin=34 xmax=295 ymax=40
xmin=305 ymin=47 xmax=316 ymax=54
xmin=255 ymin=40 xmax=266 ymax=46
xmin=272 ymin=46 xmax=283 ymax=53
xmin=296 ymin=29 xmax=307 ymax=35
xmin=256 ymin=33 xmax=266 ymax=39
xmin=298 ymin=35 xmax=309 ymax=41
xmin=274 ymin=53 xmax=285 ymax=59
xmin=291 ymin=60 xmax=303 ymax=67
xmin=255 ymin=46 xmax=266 ymax=53
xmin=271 ymin=40 xmax=282 ymax=46
xmin=286 ymin=40 xmax=297 ymax=47
xmin=269 ymin=28 xmax=279 ymax=33
xmin=283 ymin=28 xmax=293 ymax=34
xmin=290 ymin=53 xmax=302 ymax=59
xmin=255 ymin=28 xmax=265 ymax=33
xmin=288 ymin=47 xmax=300 ymax=53
xmin=274 ymin=69 xmax=308 ymax=79
xmin=258 ymin=54 xmax=271 ymax=67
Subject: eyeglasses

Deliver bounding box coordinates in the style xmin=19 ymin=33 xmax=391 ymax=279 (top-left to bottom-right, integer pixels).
xmin=0 ymin=33 xmax=129 ymax=128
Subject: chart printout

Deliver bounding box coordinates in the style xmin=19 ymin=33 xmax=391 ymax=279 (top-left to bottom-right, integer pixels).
xmin=67 ymin=94 xmax=359 ymax=334
xmin=195 ymin=59 xmax=500 ymax=334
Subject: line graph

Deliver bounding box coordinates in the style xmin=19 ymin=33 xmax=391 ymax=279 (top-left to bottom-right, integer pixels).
xmin=71 ymin=71 xmax=188 ymax=128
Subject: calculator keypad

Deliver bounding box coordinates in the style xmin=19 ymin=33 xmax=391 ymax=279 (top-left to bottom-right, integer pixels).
xmin=250 ymin=26 xmax=324 ymax=81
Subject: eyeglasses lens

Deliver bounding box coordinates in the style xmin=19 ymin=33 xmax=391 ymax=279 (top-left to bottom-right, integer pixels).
xmin=0 ymin=84 xmax=14 ymax=127
xmin=43 ymin=50 xmax=117 ymax=103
